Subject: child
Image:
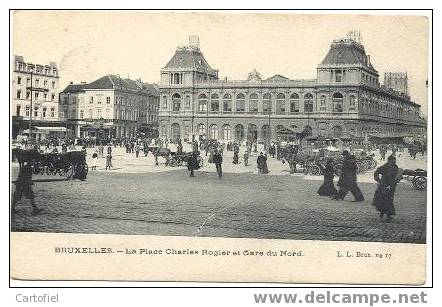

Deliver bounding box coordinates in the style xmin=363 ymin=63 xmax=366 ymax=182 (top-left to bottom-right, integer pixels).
xmin=91 ymin=150 xmax=98 ymax=170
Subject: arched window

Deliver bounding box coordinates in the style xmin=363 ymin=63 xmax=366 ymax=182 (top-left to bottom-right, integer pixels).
xmin=319 ymin=95 xmax=327 ymax=111
xmin=172 ymin=93 xmax=181 ymax=112
xmin=197 ymin=123 xmax=206 ymax=136
xmin=263 ymin=93 xmax=272 ymax=113
xmin=198 ymin=94 xmax=207 ymax=112
xmin=276 ymin=93 xmax=285 ymax=114
xmin=222 ymin=124 xmax=231 ymax=140
xmin=290 ymin=93 xmax=300 ymax=113
xmin=249 ymin=93 xmax=258 ymax=113
xmin=209 ymin=124 xmax=218 ymax=139
xmin=304 ymin=93 xmax=314 ymax=113
xmin=162 ymin=96 xmax=168 ymax=109
xmin=349 ymin=95 xmax=356 ymax=111
xmin=261 ymin=125 xmax=271 ymax=140
xmin=333 ymin=92 xmax=344 ymax=113
xmin=223 ymin=94 xmax=232 ymax=112
xmin=248 ymin=124 xmax=258 ymax=141
xmin=210 ymin=93 xmax=219 ymax=112
xmin=235 ymin=124 xmax=245 ymax=141
xmin=236 ymin=94 xmax=245 ymax=112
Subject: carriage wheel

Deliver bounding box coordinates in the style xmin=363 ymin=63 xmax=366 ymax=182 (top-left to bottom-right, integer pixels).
xmin=310 ymin=164 xmax=321 ymax=176
xmin=413 ymin=177 xmax=427 ymax=190
xmin=356 ymin=161 xmax=365 ymax=174
xmin=303 ymin=164 xmax=310 ymax=175
xmin=59 ymin=162 xmax=74 ymax=178
xmin=46 ymin=163 xmax=58 ymax=176
xmin=169 ymin=157 xmax=177 ymax=167
xmin=368 ymin=158 xmax=377 ymax=170
xmin=334 ymin=164 xmax=342 ymax=176
xmin=177 ymin=159 xmax=183 ymax=167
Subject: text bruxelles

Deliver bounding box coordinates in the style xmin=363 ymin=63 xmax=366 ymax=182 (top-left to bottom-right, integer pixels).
xmin=54 ymin=247 xmax=304 ymax=257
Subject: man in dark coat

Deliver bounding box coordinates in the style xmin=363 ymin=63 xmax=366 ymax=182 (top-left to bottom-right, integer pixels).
xmin=372 ymin=155 xmax=400 ymax=222
xmin=187 ymin=153 xmax=198 ymax=177
xmin=12 ymin=162 xmax=42 ymax=214
xmin=213 ymin=149 xmax=223 ymax=179
xmin=257 ymin=152 xmax=266 ymax=174
xmin=334 ymin=150 xmax=364 ymax=202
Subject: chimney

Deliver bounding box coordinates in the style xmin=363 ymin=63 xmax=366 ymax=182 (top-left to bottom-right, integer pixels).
xmin=70 ymin=81 xmax=73 ymax=85
xmin=367 ymin=55 xmax=371 ymax=66
xmin=189 ymin=35 xmax=200 ymax=48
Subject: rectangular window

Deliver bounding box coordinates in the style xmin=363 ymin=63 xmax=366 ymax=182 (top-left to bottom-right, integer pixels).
xmin=17 ymin=77 xmax=22 ymax=85
xmin=26 ymin=91 xmax=30 ymax=100
xmin=35 ymin=79 xmax=39 ymax=87
xmin=16 ymin=105 xmax=21 ymax=116
xmin=34 ymin=107 xmax=38 ymax=117
xmin=51 ymin=107 xmax=55 ymax=117
xmin=16 ymin=90 xmax=21 ymax=99
xmin=72 ymin=97 xmax=77 ymax=104
xmin=71 ymin=109 xmax=76 ymax=118
xmin=98 ymin=96 xmax=102 ymax=104
xmin=44 ymin=93 xmax=48 ymax=100
xmin=44 ymin=80 xmax=48 ymax=87
xmin=25 ymin=106 xmax=30 ymax=117
xmin=42 ymin=107 xmax=47 ymax=117
xmin=79 ymin=110 xmax=84 ymax=119
xmin=88 ymin=109 xmax=93 ymax=118
xmin=26 ymin=78 xmax=30 ymax=86
xmin=52 ymin=81 xmax=56 ymax=88
xmin=51 ymin=94 xmax=55 ymax=101
xmin=64 ymin=96 xmax=68 ymax=104
xmin=106 ymin=109 xmax=110 ymax=119
xmin=335 ymin=70 xmax=343 ymax=82
xmin=35 ymin=92 xmax=39 ymax=100
xmin=97 ymin=109 xmax=102 ymax=118
xmin=106 ymin=97 xmax=111 ymax=104
xmin=90 ymin=96 xmax=94 ymax=103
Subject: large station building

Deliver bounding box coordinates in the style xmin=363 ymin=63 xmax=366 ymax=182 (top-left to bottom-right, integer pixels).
xmin=158 ymin=35 xmax=426 ymax=143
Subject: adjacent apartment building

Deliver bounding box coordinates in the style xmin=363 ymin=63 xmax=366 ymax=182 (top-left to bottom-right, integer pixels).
xmin=158 ymin=35 xmax=426 ymax=143
xmin=60 ymin=75 xmax=160 ymax=138
xmin=11 ymin=55 xmax=64 ymax=139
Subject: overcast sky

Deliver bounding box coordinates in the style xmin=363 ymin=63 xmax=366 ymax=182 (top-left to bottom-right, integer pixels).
xmin=13 ymin=11 xmax=429 ymax=113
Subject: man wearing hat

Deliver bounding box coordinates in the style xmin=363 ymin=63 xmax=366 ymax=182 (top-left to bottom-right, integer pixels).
xmin=334 ymin=150 xmax=365 ymax=202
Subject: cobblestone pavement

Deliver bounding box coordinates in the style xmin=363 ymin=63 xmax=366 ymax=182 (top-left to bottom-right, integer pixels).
xmin=11 ymin=147 xmax=427 ymax=243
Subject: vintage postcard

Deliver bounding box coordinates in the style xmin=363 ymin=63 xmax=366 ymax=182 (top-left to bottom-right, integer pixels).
xmin=10 ymin=11 xmax=430 ymax=284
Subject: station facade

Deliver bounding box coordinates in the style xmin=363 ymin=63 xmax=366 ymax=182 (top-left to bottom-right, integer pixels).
xmin=158 ymin=35 xmax=426 ymax=143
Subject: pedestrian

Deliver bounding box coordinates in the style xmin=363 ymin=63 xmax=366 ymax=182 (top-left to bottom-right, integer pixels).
xmin=187 ymin=152 xmax=198 ymax=177
xmin=372 ymin=155 xmax=401 ymax=222
xmin=12 ymin=162 xmax=42 ymax=214
xmin=134 ymin=143 xmax=140 ymax=158
xmin=213 ymin=149 xmax=223 ymax=179
xmin=99 ymin=143 xmax=104 ymax=158
xmin=233 ymin=145 xmax=239 ymax=164
xmin=318 ymin=159 xmax=338 ymax=197
xmin=257 ymin=152 xmax=266 ymax=174
xmin=243 ymin=151 xmax=249 ymax=166
xmin=62 ymin=143 xmax=67 ymax=154
xmin=106 ymin=153 xmax=112 ymax=170
xmin=107 ymin=145 xmax=112 ymax=156
xmin=262 ymin=153 xmax=269 ymax=174
xmin=334 ymin=150 xmax=364 ymax=202
xmin=91 ymin=150 xmax=98 ymax=170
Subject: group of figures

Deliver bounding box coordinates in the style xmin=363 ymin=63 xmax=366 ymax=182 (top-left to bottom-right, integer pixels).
xmin=318 ymin=150 xmax=401 ymax=222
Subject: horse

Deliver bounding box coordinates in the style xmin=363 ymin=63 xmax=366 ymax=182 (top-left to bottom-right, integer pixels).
xmin=11 ymin=148 xmax=42 ymax=168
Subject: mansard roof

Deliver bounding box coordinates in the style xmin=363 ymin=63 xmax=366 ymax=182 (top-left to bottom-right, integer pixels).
xmin=163 ymin=46 xmax=216 ymax=75
xmin=320 ymin=38 xmax=377 ymax=72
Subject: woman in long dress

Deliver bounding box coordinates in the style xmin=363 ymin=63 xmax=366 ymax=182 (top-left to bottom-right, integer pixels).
xmin=372 ymin=155 xmax=400 ymax=222
xmin=318 ymin=159 xmax=337 ymax=197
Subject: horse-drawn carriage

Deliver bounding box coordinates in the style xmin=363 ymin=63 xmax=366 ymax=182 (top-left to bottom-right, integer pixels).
xmin=400 ymin=169 xmax=427 ymax=190
xmin=169 ymin=151 xmax=204 ymax=168
xmin=12 ymin=148 xmax=88 ymax=179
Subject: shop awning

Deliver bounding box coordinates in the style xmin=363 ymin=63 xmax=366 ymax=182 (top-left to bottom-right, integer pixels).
xmin=23 ymin=127 xmax=69 ymax=134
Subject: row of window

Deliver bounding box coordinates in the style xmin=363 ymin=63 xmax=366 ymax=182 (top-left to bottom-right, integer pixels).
xmin=15 ymin=105 xmax=55 ymax=118
xmin=16 ymin=90 xmax=56 ymax=101
xmin=17 ymin=76 xmax=57 ymax=88
xmin=162 ymin=92 xmax=356 ymax=113
xmin=15 ymin=63 xmax=58 ymax=76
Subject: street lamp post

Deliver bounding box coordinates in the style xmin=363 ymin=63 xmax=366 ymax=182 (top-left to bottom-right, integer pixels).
xmin=28 ymin=70 xmax=34 ymax=142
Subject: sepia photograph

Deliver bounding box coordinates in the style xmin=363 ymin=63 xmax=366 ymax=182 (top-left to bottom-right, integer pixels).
xmin=9 ymin=11 xmax=430 ymax=283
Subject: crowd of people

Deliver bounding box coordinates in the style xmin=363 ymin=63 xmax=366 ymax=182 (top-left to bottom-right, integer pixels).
xmin=12 ymin=135 xmax=426 ymax=222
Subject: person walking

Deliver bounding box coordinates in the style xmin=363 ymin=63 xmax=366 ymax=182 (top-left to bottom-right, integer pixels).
xmin=372 ymin=155 xmax=401 ymax=222
xmin=91 ymin=150 xmax=98 ymax=170
xmin=233 ymin=144 xmax=239 ymax=164
xmin=134 ymin=143 xmax=140 ymax=158
xmin=318 ymin=159 xmax=338 ymax=197
xmin=257 ymin=152 xmax=266 ymax=174
xmin=12 ymin=162 xmax=42 ymax=214
xmin=213 ymin=149 xmax=223 ymax=179
xmin=105 ymin=153 xmax=112 ymax=170
xmin=243 ymin=151 xmax=249 ymax=166
xmin=334 ymin=150 xmax=364 ymax=202
xmin=187 ymin=152 xmax=198 ymax=177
